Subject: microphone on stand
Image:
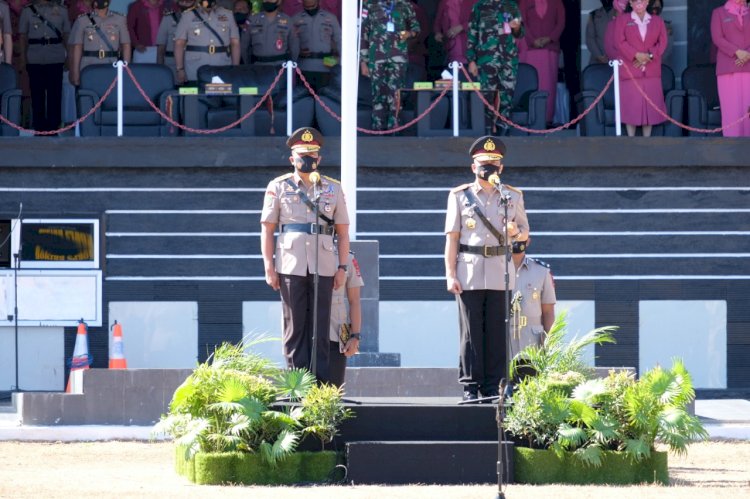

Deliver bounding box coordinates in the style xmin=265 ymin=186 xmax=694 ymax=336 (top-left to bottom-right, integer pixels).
xmin=487 ymin=172 xmax=501 ymax=188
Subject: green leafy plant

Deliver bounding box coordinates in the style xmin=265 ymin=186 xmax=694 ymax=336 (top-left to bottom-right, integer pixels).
xmin=154 ymin=338 xmax=353 ymax=466
xmin=505 ymin=314 xmax=708 ymax=468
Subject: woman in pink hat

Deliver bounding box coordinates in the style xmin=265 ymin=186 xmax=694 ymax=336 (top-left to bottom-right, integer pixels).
xmin=614 ymin=0 xmax=668 ymax=136
xmin=711 ymin=0 xmax=750 ymax=137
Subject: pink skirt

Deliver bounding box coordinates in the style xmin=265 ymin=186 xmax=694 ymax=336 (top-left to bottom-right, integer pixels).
xmin=718 ymin=72 xmax=750 ymax=137
xmin=519 ymin=48 xmax=558 ymax=123
xmin=618 ymin=77 xmax=667 ymax=126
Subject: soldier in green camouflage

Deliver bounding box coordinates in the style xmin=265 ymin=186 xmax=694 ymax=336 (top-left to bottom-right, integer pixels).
xmin=466 ymin=0 xmax=524 ymax=134
xmin=359 ymin=0 xmax=420 ymax=131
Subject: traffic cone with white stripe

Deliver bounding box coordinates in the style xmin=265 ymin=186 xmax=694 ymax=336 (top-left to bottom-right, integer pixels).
xmin=109 ymin=320 xmax=127 ymax=369
xmin=66 ymin=319 xmax=93 ymax=393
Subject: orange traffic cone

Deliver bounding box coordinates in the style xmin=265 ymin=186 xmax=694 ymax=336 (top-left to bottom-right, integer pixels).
xmin=109 ymin=320 xmax=127 ymax=369
xmin=66 ymin=319 xmax=93 ymax=393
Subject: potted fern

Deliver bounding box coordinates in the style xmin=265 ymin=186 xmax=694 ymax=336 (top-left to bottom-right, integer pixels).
xmin=154 ymin=341 xmax=353 ymax=485
xmin=506 ymin=312 xmax=708 ymax=485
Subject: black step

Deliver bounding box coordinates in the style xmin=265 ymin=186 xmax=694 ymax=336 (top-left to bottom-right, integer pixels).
xmin=345 ymin=441 xmax=514 ymax=485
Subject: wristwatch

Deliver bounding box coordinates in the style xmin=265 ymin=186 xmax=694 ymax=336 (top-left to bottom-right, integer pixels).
xmin=337 ymin=264 xmax=348 ymax=271
xmin=349 ymin=333 xmax=361 ymax=341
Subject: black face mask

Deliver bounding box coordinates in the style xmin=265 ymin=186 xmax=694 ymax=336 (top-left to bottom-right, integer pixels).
xmin=296 ymin=156 xmax=318 ymax=173
xmin=512 ymin=240 xmax=528 ymax=254
xmin=262 ymin=1 xmax=278 ymax=12
xmin=476 ymin=164 xmax=500 ymax=182
xmin=305 ymin=7 xmax=319 ymax=16
xmin=93 ymin=0 xmax=108 ymax=9
xmin=234 ymin=13 xmax=248 ymax=25
xmin=601 ymin=0 xmax=614 ymax=9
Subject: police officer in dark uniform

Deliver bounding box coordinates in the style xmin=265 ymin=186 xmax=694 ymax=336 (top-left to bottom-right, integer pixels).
xmin=445 ymin=136 xmax=529 ymax=401
xmin=260 ymin=127 xmax=350 ymax=383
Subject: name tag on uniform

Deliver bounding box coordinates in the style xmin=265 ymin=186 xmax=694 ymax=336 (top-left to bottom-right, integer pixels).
xmin=386 ymin=21 xmax=395 ymax=32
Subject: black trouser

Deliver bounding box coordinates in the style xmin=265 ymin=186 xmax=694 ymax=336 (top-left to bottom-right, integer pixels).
xmin=27 ymin=63 xmax=64 ymax=133
xmin=279 ymin=273 xmax=334 ymax=384
xmin=457 ymin=289 xmax=508 ymax=395
xmin=328 ymin=340 xmax=347 ymax=388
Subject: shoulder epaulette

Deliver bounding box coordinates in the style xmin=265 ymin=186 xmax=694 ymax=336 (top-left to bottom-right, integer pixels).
xmin=273 ymin=172 xmax=294 ymax=182
xmin=450 ymin=183 xmax=472 ymax=193
xmin=323 ymin=175 xmax=340 ymax=184
xmin=110 ymin=10 xmax=124 ymax=16
xmin=530 ymin=257 xmax=551 ymax=269
xmin=163 ymin=9 xmax=174 ymax=15
xmin=77 ymin=12 xmax=89 ymax=19
xmin=505 ymin=184 xmax=523 ymax=194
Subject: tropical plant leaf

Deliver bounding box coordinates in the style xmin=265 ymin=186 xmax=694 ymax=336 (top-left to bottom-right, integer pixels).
xmin=574 ymin=446 xmax=603 ymax=467
xmin=572 ymin=379 xmax=607 ymax=405
xmin=568 ymin=399 xmax=597 ymax=426
xmin=218 ymin=377 xmax=249 ymax=403
xmin=623 ymin=437 xmax=651 ymax=461
xmin=275 ymin=368 xmax=316 ymax=401
xmin=557 ymin=423 xmax=587 ymax=449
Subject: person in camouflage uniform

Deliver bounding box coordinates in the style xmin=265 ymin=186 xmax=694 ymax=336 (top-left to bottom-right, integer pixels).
xmin=466 ymin=0 xmax=523 ymax=134
xmin=359 ymin=0 xmax=420 ymax=131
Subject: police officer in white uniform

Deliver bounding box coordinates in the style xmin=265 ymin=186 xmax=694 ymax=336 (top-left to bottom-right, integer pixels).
xmin=173 ymin=0 xmax=240 ymax=84
xmin=509 ymin=237 xmax=556 ymax=363
xmin=260 ymin=127 xmax=350 ymax=384
xmin=291 ymin=0 xmax=340 ymax=90
xmin=328 ymin=250 xmax=363 ymax=387
xmin=445 ymin=136 xmax=529 ymax=402
xmin=68 ymin=0 xmax=131 ymax=86
xmin=19 ymin=0 xmax=71 ymax=132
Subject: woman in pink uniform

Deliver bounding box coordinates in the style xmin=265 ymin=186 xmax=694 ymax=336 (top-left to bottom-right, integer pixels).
xmin=518 ymin=0 xmax=565 ymax=124
xmin=604 ymin=0 xmax=627 ymax=60
xmin=711 ymin=0 xmax=750 ymax=137
xmin=433 ymin=0 xmax=478 ymax=65
xmin=614 ymin=0 xmax=667 ymax=136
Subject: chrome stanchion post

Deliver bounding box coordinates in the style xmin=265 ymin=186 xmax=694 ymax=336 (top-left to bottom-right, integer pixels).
xmin=284 ymin=61 xmax=297 ymax=137
xmin=450 ymin=60 xmax=461 ymax=137
xmin=610 ymin=59 xmax=623 ymax=137
xmin=115 ymin=60 xmax=127 ymax=137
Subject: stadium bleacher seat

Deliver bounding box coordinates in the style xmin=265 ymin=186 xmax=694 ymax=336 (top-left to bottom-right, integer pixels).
xmin=77 ymin=63 xmax=178 ymax=136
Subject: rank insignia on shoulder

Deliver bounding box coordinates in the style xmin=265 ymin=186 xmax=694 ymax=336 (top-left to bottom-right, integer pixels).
xmin=531 ymin=257 xmax=551 ymax=269
xmin=505 ymin=184 xmax=522 ymax=195
xmin=274 ymin=172 xmax=294 ymax=182
xmin=323 ymin=175 xmax=340 ymax=184
xmin=450 ymin=183 xmax=472 ymax=193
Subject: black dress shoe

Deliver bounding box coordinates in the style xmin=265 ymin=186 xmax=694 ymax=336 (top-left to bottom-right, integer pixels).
xmin=462 ymin=390 xmax=478 ymax=402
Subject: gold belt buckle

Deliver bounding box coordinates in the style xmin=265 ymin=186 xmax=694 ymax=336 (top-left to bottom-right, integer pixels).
xmin=483 ymin=246 xmax=492 ymax=258
xmin=98 ymin=49 xmax=106 ymax=59
xmin=208 ymin=45 xmax=216 ymax=55
xmin=519 ymin=316 xmax=528 ymax=327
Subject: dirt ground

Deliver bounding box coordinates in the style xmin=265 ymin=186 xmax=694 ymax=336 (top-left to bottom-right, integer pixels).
xmin=0 ymin=440 xmax=748 ymax=499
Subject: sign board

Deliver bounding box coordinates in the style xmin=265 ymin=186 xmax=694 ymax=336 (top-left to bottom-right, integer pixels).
xmin=0 ymin=270 xmax=103 ymax=326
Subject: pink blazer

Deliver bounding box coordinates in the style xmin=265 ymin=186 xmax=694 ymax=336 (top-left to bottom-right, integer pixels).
xmin=614 ymin=12 xmax=667 ymax=80
xmin=433 ymin=0 xmax=477 ymax=63
xmin=520 ymin=0 xmax=565 ymax=53
xmin=711 ymin=6 xmax=750 ymax=75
